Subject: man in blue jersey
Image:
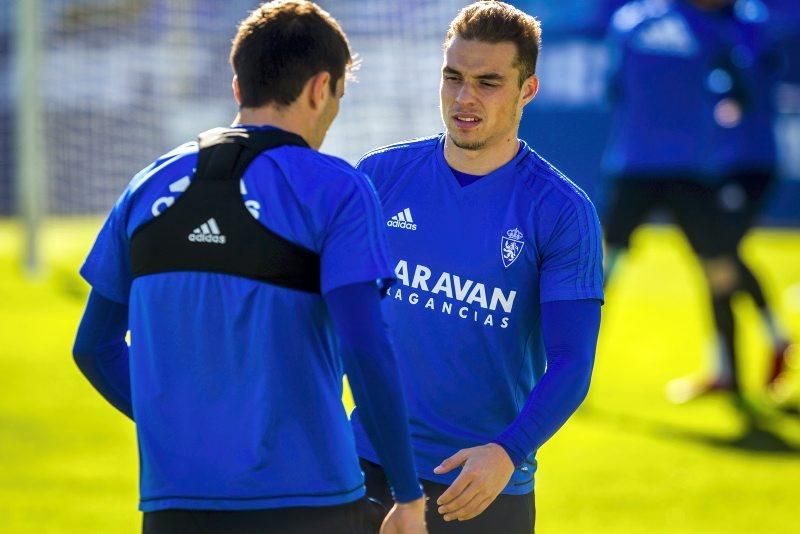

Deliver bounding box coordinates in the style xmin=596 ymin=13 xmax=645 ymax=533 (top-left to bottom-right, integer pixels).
xmin=603 ymin=0 xmax=793 ymax=406
xmin=72 ymin=2 xmax=426 ymax=533
xmin=350 ymin=2 xmax=604 ymax=532
xmin=603 ymin=0 xmax=724 ymax=278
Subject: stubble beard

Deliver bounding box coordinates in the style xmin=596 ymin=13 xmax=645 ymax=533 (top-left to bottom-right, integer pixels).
xmin=448 ymin=132 xmax=487 ymax=151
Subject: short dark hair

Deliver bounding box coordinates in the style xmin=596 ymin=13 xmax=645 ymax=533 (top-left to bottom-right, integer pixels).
xmin=445 ymin=1 xmax=542 ymax=85
xmin=230 ymin=0 xmax=352 ymax=108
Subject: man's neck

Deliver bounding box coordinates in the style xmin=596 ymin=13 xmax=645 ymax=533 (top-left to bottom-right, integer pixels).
xmin=234 ymin=106 xmax=311 ymax=146
xmin=443 ymin=133 xmax=520 ymax=175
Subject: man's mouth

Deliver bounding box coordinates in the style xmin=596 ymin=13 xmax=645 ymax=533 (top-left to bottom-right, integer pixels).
xmin=452 ymin=113 xmax=482 ymax=129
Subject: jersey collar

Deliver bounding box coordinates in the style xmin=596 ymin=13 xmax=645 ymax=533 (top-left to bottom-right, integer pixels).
xmin=434 ymin=133 xmax=530 ymax=194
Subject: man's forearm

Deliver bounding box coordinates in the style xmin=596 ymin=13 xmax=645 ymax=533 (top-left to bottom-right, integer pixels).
xmin=326 ymin=282 xmax=423 ymax=503
xmin=494 ymin=299 xmax=601 ymax=465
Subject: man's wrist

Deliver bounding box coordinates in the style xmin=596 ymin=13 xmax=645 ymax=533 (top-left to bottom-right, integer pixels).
xmin=490 ymin=439 xmax=525 ymax=468
xmin=395 ymin=494 xmax=426 ymax=508
xmin=392 ymin=483 xmax=425 ymax=504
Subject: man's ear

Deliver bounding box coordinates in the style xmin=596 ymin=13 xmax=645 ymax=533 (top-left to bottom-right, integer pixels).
xmin=307 ymin=71 xmax=332 ymax=111
xmin=520 ymin=75 xmax=539 ymax=107
xmin=232 ymin=75 xmax=242 ymax=106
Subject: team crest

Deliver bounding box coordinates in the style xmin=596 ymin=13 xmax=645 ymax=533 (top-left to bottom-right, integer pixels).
xmin=501 ymin=228 xmax=524 ymax=268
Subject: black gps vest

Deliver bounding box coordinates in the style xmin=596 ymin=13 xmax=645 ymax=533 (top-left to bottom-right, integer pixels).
xmin=130 ymin=127 xmax=321 ymax=294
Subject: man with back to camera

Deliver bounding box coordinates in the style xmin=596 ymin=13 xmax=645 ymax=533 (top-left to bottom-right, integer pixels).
xmin=71 ymin=2 xmax=426 ymax=533
xmin=350 ymin=2 xmax=605 ymax=532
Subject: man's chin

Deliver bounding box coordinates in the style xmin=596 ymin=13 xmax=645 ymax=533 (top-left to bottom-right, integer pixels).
xmin=448 ymin=132 xmax=486 ymax=151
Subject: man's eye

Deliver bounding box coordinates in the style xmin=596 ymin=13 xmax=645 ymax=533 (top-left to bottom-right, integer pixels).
xmin=481 ymin=82 xmax=499 ymax=87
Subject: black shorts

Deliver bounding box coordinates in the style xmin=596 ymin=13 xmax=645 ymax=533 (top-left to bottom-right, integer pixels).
xmin=360 ymin=458 xmax=535 ymax=534
xmin=142 ymin=498 xmax=384 ymax=534
xmin=713 ymin=169 xmax=776 ymax=251
xmin=603 ymin=176 xmax=725 ymax=258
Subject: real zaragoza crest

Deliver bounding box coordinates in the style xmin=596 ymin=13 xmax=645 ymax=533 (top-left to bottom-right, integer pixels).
xmin=501 ymin=227 xmax=524 ymax=268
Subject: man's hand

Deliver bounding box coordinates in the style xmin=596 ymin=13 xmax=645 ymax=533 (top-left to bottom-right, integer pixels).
xmin=380 ymin=496 xmax=427 ymax=534
xmin=433 ymin=443 xmax=515 ymax=522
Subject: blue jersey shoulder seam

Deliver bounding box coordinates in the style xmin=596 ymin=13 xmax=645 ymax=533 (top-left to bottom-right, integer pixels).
xmin=357 ymin=136 xmax=442 ymax=185
xmin=520 ymin=154 xmax=593 ymax=207
xmin=357 ymin=135 xmax=440 ymax=167
xmin=359 ymin=135 xmax=440 ymax=160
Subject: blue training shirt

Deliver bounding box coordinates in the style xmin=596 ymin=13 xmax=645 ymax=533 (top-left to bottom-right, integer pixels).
xmin=81 ymin=125 xmax=395 ymax=512
xmin=350 ymin=134 xmax=604 ymax=495
xmin=603 ymin=0 xmax=725 ymax=181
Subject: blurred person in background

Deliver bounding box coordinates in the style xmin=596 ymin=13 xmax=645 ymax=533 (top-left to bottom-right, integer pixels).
xmin=72 ymin=1 xmax=426 ymax=533
xmin=602 ymin=0 xmax=793 ymax=408
xmin=351 ymin=2 xmax=604 ymax=532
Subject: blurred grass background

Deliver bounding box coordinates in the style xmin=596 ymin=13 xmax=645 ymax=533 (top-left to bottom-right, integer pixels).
xmin=0 ymin=219 xmax=798 ymax=533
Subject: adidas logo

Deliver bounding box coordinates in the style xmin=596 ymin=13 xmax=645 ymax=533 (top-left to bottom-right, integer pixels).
xmin=387 ymin=208 xmax=417 ymax=231
xmin=188 ymin=217 xmax=227 ymax=244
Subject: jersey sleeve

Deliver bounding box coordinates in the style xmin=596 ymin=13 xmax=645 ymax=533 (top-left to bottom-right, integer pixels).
xmin=493 ymin=299 xmax=600 ymax=464
xmin=80 ymin=191 xmax=133 ymax=304
xmin=320 ymin=172 xmax=395 ymax=296
xmin=539 ymin=196 xmax=605 ymax=304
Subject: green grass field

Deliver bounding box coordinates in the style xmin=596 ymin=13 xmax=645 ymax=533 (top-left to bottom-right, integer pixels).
xmin=1 ymin=218 xmax=799 ymax=533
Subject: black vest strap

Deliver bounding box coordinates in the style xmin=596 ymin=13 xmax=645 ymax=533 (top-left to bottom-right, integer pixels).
xmin=130 ymin=127 xmax=322 ymax=294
